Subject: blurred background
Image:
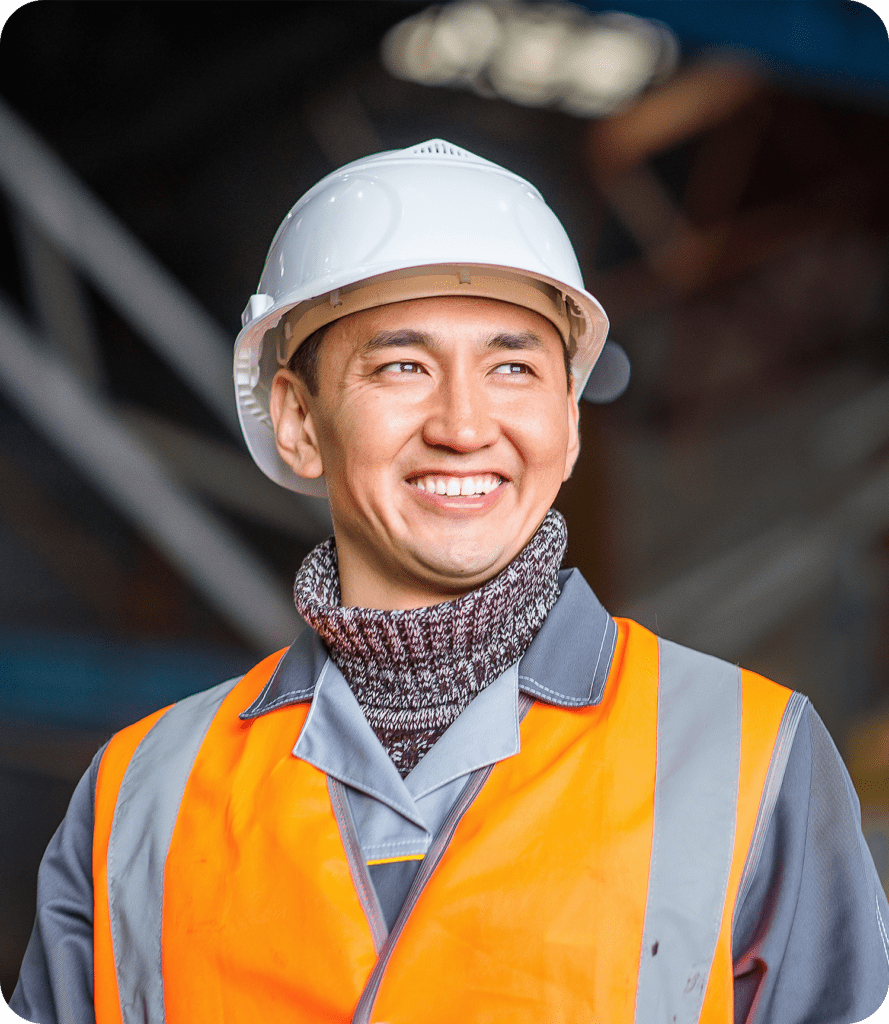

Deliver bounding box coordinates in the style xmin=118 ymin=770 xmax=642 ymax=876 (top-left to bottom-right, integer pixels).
xmin=1 ymin=0 xmax=888 ymax=997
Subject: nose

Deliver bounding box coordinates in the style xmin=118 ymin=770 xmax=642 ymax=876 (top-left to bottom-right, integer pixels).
xmin=422 ymin=371 xmax=499 ymax=453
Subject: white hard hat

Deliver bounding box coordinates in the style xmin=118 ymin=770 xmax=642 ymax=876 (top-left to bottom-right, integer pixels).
xmin=234 ymin=138 xmax=610 ymax=497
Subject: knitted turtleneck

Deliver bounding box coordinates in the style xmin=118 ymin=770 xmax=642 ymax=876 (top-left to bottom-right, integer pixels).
xmin=293 ymin=509 xmax=567 ymax=777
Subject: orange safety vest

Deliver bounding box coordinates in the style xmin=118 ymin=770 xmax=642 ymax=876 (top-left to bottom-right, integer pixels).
xmin=92 ymin=617 xmax=801 ymax=1024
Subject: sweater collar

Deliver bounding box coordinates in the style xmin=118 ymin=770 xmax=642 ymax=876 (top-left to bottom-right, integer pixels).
xmin=241 ymin=568 xmax=617 ymax=720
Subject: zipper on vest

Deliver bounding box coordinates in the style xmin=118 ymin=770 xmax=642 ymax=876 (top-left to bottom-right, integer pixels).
xmin=350 ymin=762 xmax=494 ymax=1023
xmin=351 ymin=693 xmax=535 ymax=1024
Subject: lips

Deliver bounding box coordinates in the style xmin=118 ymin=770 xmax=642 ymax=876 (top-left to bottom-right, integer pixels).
xmin=409 ymin=473 xmax=503 ymax=497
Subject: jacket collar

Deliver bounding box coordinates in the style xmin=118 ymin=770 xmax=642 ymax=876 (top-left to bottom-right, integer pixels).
xmin=240 ymin=568 xmax=617 ymax=720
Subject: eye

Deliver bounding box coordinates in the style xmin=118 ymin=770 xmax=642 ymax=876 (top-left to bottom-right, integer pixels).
xmin=379 ymin=361 xmax=425 ymax=374
xmin=492 ymin=362 xmax=533 ymax=375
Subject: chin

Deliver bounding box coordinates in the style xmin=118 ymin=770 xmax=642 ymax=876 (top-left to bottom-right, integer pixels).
xmin=412 ymin=541 xmax=514 ymax=590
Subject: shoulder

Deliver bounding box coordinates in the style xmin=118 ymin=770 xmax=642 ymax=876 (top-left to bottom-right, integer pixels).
xmin=618 ymin=619 xmax=798 ymax=716
xmin=95 ymin=646 xmax=296 ymax=811
xmin=99 ymin=673 xmax=244 ymax=769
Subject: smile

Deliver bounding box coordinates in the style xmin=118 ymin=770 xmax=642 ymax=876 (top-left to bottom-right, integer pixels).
xmin=409 ymin=474 xmax=503 ymax=497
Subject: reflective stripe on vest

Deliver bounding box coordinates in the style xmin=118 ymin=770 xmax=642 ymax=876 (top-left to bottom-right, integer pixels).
xmin=105 ymin=678 xmax=241 ymax=1022
xmin=93 ymin=620 xmax=799 ymax=1024
xmin=635 ymin=638 xmax=740 ymax=1024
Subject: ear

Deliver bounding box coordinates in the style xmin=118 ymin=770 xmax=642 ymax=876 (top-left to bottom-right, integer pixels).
xmin=269 ymin=369 xmax=324 ymax=480
xmin=562 ymin=378 xmax=581 ymax=481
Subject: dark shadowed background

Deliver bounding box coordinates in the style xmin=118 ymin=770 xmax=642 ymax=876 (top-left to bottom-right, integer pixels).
xmin=1 ymin=0 xmax=888 ymax=997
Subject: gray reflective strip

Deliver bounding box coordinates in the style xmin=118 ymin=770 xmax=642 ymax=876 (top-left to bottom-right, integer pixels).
xmin=107 ymin=676 xmax=242 ymax=1024
xmin=634 ymin=640 xmax=741 ymax=1024
xmin=732 ymin=690 xmax=807 ymax=929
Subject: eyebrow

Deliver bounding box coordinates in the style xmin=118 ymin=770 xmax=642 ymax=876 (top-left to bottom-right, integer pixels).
xmin=361 ymin=330 xmax=437 ymax=354
xmin=486 ymin=331 xmax=546 ymax=352
xmin=360 ymin=329 xmax=546 ymax=354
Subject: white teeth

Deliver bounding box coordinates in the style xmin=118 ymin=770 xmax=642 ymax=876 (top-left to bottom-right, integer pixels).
xmin=412 ymin=474 xmax=502 ymax=496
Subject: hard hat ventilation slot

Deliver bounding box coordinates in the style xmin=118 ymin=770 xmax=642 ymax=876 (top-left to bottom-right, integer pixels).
xmin=407 ymin=140 xmax=473 ymax=159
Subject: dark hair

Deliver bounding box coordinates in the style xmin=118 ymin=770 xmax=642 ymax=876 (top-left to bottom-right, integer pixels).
xmin=561 ymin=342 xmax=573 ymax=390
xmin=287 ymin=320 xmax=573 ymax=394
xmin=287 ymin=323 xmax=328 ymax=396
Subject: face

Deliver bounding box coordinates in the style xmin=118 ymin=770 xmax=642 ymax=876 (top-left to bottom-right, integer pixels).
xmin=270 ymin=295 xmax=580 ymax=609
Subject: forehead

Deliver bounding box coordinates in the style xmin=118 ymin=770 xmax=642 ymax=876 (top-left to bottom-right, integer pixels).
xmin=323 ymin=295 xmax=564 ymax=354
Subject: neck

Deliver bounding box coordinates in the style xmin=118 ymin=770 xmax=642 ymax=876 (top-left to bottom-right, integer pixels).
xmin=332 ymin=525 xmax=549 ymax=611
xmin=336 ymin=561 xmax=489 ymax=611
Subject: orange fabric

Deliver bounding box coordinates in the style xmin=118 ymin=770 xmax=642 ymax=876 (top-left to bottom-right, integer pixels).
xmin=372 ymin=615 xmax=655 ymax=1023
xmin=93 ymin=621 xmax=793 ymax=1024
xmin=93 ymin=704 xmax=171 ymax=1024
xmin=160 ymin=651 xmax=380 ymax=1022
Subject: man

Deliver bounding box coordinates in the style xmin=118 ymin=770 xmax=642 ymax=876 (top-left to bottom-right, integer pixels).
xmin=11 ymin=140 xmax=889 ymax=1023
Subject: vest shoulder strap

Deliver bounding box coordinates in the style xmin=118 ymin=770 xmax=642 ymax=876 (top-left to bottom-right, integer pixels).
xmin=108 ymin=676 xmax=241 ymax=1023
xmin=634 ymin=637 xmax=742 ymax=1023
xmin=96 ymin=648 xmax=286 ymax=1024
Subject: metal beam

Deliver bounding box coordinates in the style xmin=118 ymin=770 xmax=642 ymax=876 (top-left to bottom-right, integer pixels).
xmin=12 ymin=211 xmax=105 ymax=391
xmin=0 ymin=296 xmax=300 ymax=653
xmin=121 ymin=407 xmax=333 ymax=543
xmin=0 ymin=97 xmax=239 ymax=435
xmin=815 ymin=378 xmax=889 ymax=471
xmin=623 ymin=461 xmax=889 ymax=659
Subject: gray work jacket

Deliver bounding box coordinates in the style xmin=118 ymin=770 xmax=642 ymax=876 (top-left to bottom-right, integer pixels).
xmin=11 ymin=570 xmax=889 ymax=1023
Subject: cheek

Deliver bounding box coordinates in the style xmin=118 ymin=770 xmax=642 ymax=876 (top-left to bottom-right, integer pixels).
xmin=512 ymin=402 xmax=571 ymax=471
xmin=317 ymin=397 xmax=414 ymax=486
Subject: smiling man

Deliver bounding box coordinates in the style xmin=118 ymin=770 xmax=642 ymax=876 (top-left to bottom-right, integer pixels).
xmin=12 ymin=141 xmax=889 ymax=1024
